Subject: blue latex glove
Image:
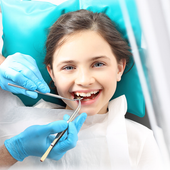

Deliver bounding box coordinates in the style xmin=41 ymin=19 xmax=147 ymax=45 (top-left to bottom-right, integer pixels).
xmin=63 ymin=113 xmax=86 ymax=133
xmin=0 ymin=53 xmax=50 ymax=98
xmin=4 ymin=113 xmax=87 ymax=161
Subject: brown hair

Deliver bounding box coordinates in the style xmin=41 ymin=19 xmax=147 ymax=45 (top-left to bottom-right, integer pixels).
xmin=44 ymin=9 xmax=132 ymax=69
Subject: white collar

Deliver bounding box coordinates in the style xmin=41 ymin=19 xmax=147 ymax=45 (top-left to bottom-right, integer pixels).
xmin=107 ymin=95 xmax=131 ymax=169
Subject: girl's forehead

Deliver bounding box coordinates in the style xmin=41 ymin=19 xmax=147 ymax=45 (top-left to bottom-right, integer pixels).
xmin=53 ymin=30 xmax=114 ymax=61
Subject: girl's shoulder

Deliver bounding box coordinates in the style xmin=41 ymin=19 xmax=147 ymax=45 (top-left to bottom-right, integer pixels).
xmin=125 ymin=118 xmax=152 ymax=136
xmin=125 ymin=118 xmax=154 ymax=149
xmin=125 ymin=119 xmax=162 ymax=168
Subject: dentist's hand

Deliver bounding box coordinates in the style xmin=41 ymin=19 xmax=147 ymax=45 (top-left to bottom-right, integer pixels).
xmin=4 ymin=113 xmax=87 ymax=161
xmin=0 ymin=53 xmax=50 ymax=98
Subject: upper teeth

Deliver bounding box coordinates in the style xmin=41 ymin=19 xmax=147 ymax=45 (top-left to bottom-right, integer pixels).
xmin=75 ymin=91 xmax=99 ymax=97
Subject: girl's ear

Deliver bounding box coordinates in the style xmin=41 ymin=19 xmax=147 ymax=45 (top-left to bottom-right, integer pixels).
xmin=47 ymin=65 xmax=55 ymax=81
xmin=117 ymin=59 xmax=126 ymax=82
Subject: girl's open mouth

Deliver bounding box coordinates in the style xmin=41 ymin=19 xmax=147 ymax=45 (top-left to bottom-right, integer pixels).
xmin=73 ymin=90 xmax=101 ymax=102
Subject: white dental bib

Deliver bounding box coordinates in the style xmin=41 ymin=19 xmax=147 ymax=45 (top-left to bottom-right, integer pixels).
xmin=0 ymin=88 xmax=161 ymax=170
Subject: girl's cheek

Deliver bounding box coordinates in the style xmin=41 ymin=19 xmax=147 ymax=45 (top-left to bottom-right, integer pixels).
xmin=55 ymin=76 xmax=71 ymax=94
xmin=56 ymin=73 xmax=73 ymax=82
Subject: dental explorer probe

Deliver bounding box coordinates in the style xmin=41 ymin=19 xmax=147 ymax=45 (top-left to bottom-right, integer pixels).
xmin=40 ymin=99 xmax=81 ymax=162
xmin=8 ymin=83 xmax=80 ymax=101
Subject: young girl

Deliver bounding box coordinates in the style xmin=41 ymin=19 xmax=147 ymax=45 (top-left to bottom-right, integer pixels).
xmin=1 ymin=9 xmax=162 ymax=170
xmin=41 ymin=9 xmax=162 ymax=169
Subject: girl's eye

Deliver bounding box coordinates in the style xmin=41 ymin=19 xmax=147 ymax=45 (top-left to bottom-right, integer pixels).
xmin=62 ymin=66 xmax=75 ymax=70
xmin=93 ymin=62 xmax=105 ymax=68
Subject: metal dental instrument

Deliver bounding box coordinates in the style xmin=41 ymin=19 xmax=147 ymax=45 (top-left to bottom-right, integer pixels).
xmin=8 ymin=83 xmax=80 ymax=101
xmin=40 ymin=99 xmax=81 ymax=162
xmin=8 ymin=83 xmax=82 ymax=162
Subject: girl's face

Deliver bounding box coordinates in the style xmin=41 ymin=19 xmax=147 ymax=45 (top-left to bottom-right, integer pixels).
xmin=47 ymin=31 xmax=126 ymax=116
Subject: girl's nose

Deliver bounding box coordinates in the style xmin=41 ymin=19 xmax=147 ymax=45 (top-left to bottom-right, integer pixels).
xmin=75 ymin=69 xmax=95 ymax=87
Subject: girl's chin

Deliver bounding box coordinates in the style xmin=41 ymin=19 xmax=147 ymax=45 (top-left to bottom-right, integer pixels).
xmin=66 ymin=104 xmax=97 ymax=115
xmin=85 ymin=112 xmax=97 ymax=116
xmin=77 ymin=108 xmax=96 ymax=116
xmin=66 ymin=104 xmax=107 ymax=116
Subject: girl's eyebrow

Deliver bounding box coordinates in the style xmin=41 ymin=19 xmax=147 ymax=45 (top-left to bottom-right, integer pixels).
xmin=57 ymin=60 xmax=75 ymax=67
xmin=57 ymin=56 xmax=110 ymax=67
xmin=90 ymin=56 xmax=111 ymax=61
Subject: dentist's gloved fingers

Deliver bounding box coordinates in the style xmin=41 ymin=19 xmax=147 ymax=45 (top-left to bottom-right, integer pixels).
xmin=48 ymin=132 xmax=67 ymax=143
xmin=42 ymin=120 xmax=68 ymax=136
xmin=8 ymin=62 xmax=49 ymax=93
xmin=59 ymin=129 xmax=68 ymax=142
xmin=63 ymin=113 xmax=87 ymax=133
xmin=0 ymin=53 xmax=50 ymax=94
xmin=1 ymin=67 xmax=37 ymax=90
xmin=25 ymin=91 xmax=38 ymax=99
xmin=73 ymin=113 xmax=87 ymax=132
xmin=45 ymin=120 xmax=68 ymax=142
xmin=54 ymin=122 xmax=78 ymax=152
xmin=20 ymin=55 xmax=41 ymax=76
xmin=15 ymin=56 xmax=50 ymax=93
xmin=0 ymin=69 xmax=37 ymax=98
xmin=8 ymin=53 xmax=43 ymax=82
xmin=63 ymin=114 xmax=70 ymax=121
xmin=22 ymin=55 xmax=46 ymax=81
xmin=18 ymin=54 xmax=50 ymax=93
xmin=4 ymin=121 xmax=72 ymax=162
